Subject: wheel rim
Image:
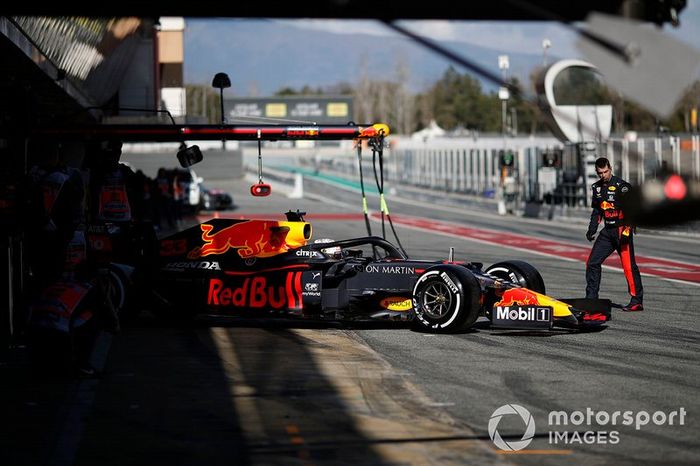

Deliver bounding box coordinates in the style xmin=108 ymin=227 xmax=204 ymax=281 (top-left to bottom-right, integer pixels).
xmin=421 ymin=281 xmax=453 ymax=319
xmin=488 ymin=268 xmax=525 ymax=287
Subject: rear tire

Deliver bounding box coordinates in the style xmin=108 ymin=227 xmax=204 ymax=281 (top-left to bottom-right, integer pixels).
xmin=412 ymin=265 xmax=481 ymax=333
xmin=108 ymin=263 xmax=144 ymax=323
xmin=485 ymin=260 xmax=545 ymax=294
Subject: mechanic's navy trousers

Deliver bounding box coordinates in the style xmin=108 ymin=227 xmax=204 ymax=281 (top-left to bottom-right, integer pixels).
xmin=586 ymin=226 xmax=643 ymax=305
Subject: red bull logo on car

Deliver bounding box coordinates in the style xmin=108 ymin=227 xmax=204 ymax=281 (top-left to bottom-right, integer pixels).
xmin=207 ymin=272 xmax=303 ymax=310
xmin=187 ymin=220 xmax=311 ymax=259
xmin=495 ymin=287 xmax=540 ymax=306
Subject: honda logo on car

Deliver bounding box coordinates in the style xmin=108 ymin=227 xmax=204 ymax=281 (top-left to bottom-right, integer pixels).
xmin=165 ymin=261 xmax=221 ymax=271
xmin=496 ymin=306 xmax=550 ymax=322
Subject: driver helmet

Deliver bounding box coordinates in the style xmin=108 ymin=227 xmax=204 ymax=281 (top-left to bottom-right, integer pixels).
xmin=314 ymin=238 xmax=342 ymax=259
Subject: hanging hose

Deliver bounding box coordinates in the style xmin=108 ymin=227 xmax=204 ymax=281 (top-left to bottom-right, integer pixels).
xmin=257 ymin=138 xmax=263 ymax=184
xmin=370 ymin=136 xmax=408 ymax=258
xmin=250 ymin=134 xmax=271 ymax=196
xmin=371 ymin=147 xmax=386 ymax=238
xmin=356 ymin=143 xmax=373 ymax=237
xmin=357 ymin=142 xmax=380 ymax=259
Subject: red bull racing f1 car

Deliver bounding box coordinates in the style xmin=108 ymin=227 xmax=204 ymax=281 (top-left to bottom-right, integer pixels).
xmin=33 ymin=121 xmax=609 ymax=332
xmin=151 ymin=210 xmax=610 ymax=332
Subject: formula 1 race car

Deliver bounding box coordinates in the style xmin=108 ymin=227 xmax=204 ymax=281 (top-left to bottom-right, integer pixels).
xmin=149 ymin=211 xmax=610 ymax=332
xmin=29 ymin=121 xmax=608 ymax=332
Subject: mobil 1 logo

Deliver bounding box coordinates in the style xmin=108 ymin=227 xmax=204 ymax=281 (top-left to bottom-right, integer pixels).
xmin=492 ymin=305 xmax=553 ymax=330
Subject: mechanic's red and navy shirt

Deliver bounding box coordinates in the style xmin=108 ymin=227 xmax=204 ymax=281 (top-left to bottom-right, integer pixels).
xmin=589 ymin=175 xmax=631 ymax=230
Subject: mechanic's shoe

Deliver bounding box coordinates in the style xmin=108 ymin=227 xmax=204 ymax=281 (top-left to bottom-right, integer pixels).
xmin=622 ymin=303 xmax=644 ymax=312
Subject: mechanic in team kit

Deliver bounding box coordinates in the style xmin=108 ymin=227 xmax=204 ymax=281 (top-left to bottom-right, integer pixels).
xmin=585 ymin=157 xmax=644 ymax=312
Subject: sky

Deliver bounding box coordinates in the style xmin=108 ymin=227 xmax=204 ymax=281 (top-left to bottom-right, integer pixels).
xmin=279 ymin=1 xmax=699 ymax=63
xmin=278 ymin=19 xmax=582 ymax=59
xmin=184 ymin=2 xmax=700 ymax=97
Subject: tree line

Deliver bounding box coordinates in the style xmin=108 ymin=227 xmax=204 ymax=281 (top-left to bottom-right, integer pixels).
xmin=187 ymin=66 xmax=700 ymax=135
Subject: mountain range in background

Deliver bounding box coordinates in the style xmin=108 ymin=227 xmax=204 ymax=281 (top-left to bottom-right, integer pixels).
xmin=184 ymin=19 xmax=563 ymax=97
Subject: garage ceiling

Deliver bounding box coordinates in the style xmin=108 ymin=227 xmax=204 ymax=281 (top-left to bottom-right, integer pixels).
xmin=1 ymin=1 xmax=686 ymax=24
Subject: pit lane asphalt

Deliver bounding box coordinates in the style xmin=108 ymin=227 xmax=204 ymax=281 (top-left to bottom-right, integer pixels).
xmin=147 ymin=166 xmax=697 ymax=466
xmin=252 ymin=171 xmax=700 ymax=466
xmin=150 ymin=156 xmax=698 ymax=464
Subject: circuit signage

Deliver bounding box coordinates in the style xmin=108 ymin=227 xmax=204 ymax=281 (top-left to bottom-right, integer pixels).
xmin=226 ymin=96 xmax=353 ymax=124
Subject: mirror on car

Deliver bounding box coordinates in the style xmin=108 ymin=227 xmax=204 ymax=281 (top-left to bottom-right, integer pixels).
xmin=177 ymin=144 xmax=204 ymax=168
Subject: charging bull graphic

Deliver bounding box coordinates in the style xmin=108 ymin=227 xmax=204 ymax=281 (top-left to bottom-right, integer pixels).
xmin=187 ymin=220 xmax=312 ymax=259
xmin=495 ymin=287 xmax=540 ymax=306
xmin=358 ymin=123 xmax=391 ymax=138
xmin=495 ymin=287 xmax=571 ymax=318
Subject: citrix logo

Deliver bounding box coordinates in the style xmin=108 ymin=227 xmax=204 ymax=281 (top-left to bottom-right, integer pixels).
xmin=488 ymin=404 xmax=536 ymax=451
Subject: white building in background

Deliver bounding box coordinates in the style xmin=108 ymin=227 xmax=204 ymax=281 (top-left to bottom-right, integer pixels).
xmin=411 ymin=120 xmax=446 ymax=141
xmin=536 ymin=59 xmax=613 ymax=205
xmin=158 ymin=17 xmax=186 ymax=121
xmin=540 ymin=59 xmax=612 ymax=145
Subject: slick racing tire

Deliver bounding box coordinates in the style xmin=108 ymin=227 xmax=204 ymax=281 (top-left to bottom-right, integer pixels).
xmin=485 ymin=260 xmax=546 ymax=294
xmin=412 ymin=265 xmax=481 ymax=333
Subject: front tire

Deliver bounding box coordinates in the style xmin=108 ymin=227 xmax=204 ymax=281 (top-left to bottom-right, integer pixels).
xmin=485 ymin=260 xmax=545 ymax=294
xmin=412 ymin=265 xmax=481 ymax=333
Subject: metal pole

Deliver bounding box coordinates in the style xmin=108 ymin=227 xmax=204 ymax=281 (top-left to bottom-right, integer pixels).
xmin=498 ymin=55 xmax=509 ymax=215
xmin=502 ymin=100 xmax=507 ymax=138
xmin=638 ymin=139 xmax=645 ymax=184
xmin=672 ymin=136 xmax=681 ymax=174
xmin=219 ymin=88 xmax=225 ymax=125
xmin=202 ymin=87 xmax=206 ymax=122
xmin=694 ymin=134 xmax=700 ymax=180
xmin=622 ymin=139 xmax=629 ymax=182
xmin=607 ymin=139 xmax=615 ymax=172
xmin=220 ymin=88 xmax=226 ymax=150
